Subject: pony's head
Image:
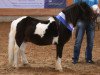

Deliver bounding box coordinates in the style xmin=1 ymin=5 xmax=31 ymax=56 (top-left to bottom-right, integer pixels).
xmin=62 ymin=2 xmax=96 ymax=27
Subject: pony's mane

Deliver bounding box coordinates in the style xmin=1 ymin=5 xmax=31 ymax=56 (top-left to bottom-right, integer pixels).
xmin=62 ymin=2 xmax=95 ymax=26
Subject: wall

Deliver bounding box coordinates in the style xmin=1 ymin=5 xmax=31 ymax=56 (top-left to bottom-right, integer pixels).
xmin=0 ymin=0 xmax=99 ymax=22
xmin=0 ymin=0 xmax=99 ymax=16
xmin=0 ymin=0 xmax=68 ymax=22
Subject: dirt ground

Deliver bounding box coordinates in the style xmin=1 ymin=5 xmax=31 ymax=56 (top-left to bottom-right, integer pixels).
xmin=0 ymin=22 xmax=100 ymax=75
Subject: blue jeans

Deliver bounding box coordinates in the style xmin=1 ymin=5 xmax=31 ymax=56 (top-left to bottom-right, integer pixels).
xmin=73 ymin=20 xmax=94 ymax=61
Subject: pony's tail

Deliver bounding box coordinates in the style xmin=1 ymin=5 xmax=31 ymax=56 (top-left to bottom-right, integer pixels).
xmin=8 ymin=21 xmax=16 ymax=65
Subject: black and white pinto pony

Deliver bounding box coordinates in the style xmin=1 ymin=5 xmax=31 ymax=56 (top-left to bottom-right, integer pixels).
xmin=8 ymin=2 xmax=97 ymax=71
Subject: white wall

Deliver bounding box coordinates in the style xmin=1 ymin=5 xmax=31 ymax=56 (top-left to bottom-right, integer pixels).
xmin=0 ymin=16 xmax=99 ymax=22
xmin=0 ymin=16 xmax=50 ymax=22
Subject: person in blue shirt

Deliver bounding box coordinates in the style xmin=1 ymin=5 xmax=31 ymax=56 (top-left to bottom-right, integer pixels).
xmin=72 ymin=0 xmax=99 ymax=64
xmin=74 ymin=0 xmax=99 ymax=6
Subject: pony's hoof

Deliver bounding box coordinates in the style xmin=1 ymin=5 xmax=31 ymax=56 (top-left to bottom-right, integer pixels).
xmin=55 ymin=62 xmax=63 ymax=72
xmin=8 ymin=63 xmax=18 ymax=69
xmin=55 ymin=68 xmax=63 ymax=72
xmin=21 ymin=63 xmax=30 ymax=67
xmin=12 ymin=64 xmax=19 ymax=69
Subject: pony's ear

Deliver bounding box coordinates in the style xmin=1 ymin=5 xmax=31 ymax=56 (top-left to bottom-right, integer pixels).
xmin=92 ymin=5 xmax=100 ymax=14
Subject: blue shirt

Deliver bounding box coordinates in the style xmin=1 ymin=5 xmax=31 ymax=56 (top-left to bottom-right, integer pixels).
xmin=74 ymin=0 xmax=99 ymax=6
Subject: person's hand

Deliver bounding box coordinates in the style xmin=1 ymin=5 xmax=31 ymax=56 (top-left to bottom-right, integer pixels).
xmin=92 ymin=5 xmax=100 ymax=14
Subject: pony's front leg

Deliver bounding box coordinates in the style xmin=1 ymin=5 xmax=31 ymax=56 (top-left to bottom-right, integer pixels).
xmin=55 ymin=44 xmax=64 ymax=72
xmin=13 ymin=43 xmax=19 ymax=68
xmin=20 ymin=43 xmax=28 ymax=65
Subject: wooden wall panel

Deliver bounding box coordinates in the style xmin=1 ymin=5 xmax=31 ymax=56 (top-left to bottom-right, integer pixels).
xmin=0 ymin=0 xmax=68 ymax=16
xmin=0 ymin=8 xmax=62 ymax=16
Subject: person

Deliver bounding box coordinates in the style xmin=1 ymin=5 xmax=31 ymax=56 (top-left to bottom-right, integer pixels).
xmin=72 ymin=0 xmax=100 ymax=64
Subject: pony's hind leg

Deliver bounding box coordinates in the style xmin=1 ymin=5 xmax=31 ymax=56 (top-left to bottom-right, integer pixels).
xmin=13 ymin=42 xmax=20 ymax=67
xmin=20 ymin=42 xmax=28 ymax=65
xmin=55 ymin=44 xmax=64 ymax=72
xmin=8 ymin=30 xmax=15 ymax=66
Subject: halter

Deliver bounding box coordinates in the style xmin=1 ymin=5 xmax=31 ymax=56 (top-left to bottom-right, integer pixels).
xmin=55 ymin=12 xmax=74 ymax=31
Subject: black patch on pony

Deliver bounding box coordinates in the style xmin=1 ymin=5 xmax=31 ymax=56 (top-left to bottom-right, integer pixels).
xmin=15 ymin=17 xmax=59 ymax=47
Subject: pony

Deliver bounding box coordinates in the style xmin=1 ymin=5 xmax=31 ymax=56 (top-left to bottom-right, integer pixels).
xmin=8 ymin=2 xmax=95 ymax=71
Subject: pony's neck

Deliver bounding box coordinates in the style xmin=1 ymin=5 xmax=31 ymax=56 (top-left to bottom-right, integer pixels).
xmin=56 ymin=12 xmax=74 ymax=31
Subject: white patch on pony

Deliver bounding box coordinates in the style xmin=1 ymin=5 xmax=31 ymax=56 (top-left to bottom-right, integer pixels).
xmin=8 ymin=16 xmax=27 ymax=66
xmin=13 ymin=42 xmax=20 ymax=67
xmin=55 ymin=57 xmax=62 ymax=71
xmin=34 ymin=17 xmax=55 ymax=38
xmin=34 ymin=23 xmax=50 ymax=38
xmin=10 ymin=16 xmax=27 ymax=36
xmin=20 ymin=43 xmax=28 ymax=65
xmin=48 ymin=17 xmax=55 ymax=23
xmin=92 ymin=5 xmax=100 ymax=14
xmin=57 ymin=57 xmax=61 ymax=64
xmin=52 ymin=36 xmax=59 ymax=44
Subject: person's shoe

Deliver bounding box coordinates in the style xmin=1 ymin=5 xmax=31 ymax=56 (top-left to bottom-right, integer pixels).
xmin=72 ymin=60 xmax=78 ymax=64
xmin=72 ymin=58 xmax=78 ymax=64
xmin=86 ymin=60 xmax=95 ymax=64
